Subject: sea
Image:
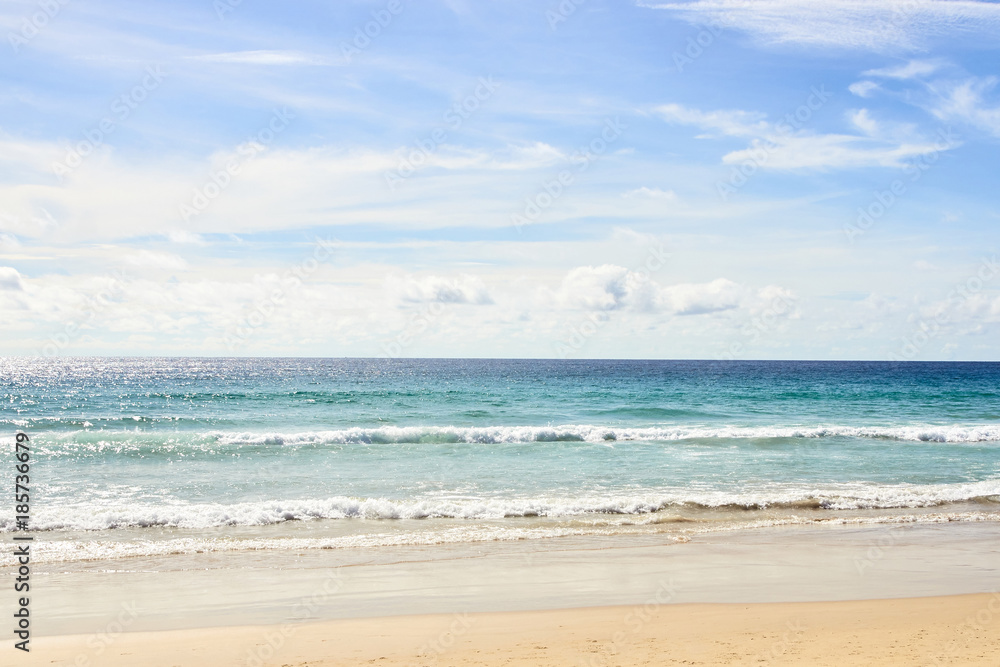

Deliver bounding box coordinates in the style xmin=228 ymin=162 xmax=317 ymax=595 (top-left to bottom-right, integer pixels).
xmin=2 ymin=357 xmax=999 ymax=567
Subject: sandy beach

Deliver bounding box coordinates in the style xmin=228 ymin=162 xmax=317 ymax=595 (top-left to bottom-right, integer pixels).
xmin=7 ymin=521 xmax=1000 ymax=666
xmin=21 ymin=593 xmax=1000 ymax=666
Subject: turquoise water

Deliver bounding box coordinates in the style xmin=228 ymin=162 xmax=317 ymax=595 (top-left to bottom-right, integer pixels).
xmin=2 ymin=358 xmax=999 ymax=561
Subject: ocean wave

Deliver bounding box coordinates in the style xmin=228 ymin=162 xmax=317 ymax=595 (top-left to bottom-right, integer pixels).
xmin=3 ymin=481 xmax=998 ymax=533
xmin=4 ymin=512 xmax=999 ymax=566
xmin=1 ymin=524 xmax=678 ymax=566
xmin=210 ymin=424 xmax=1000 ymax=445
xmin=18 ymin=424 xmax=1000 ymax=457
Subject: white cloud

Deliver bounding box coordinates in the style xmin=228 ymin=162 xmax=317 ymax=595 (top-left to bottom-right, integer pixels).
xmin=165 ymin=230 xmax=207 ymax=245
xmin=848 ymin=81 xmax=879 ymax=98
xmin=0 ymin=267 xmax=23 ymax=290
xmin=0 ymin=233 xmax=20 ymax=250
xmin=648 ymin=0 xmax=1000 ymax=52
xmin=848 ymin=65 xmax=1000 ymax=141
xmin=725 ymin=135 xmax=947 ymax=169
xmin=0 ymin=135 xmax=580 ymax=244
xmin=124 ymin=250 xmax=188 ymax=271
xmin=863 ymin=60 xmax=943 ymax=79
xmin=388 ymin=274 xmax=494 ymax=305
xmin=547 ymin=266 xmax=782 ymax=317
xmin=188 ymin=51 xmax=331 ymax=66
xmin=659 ymin=278 xmax=743 ymax=315
xmin=407 ymin=142 xmax=565 ymax=172
xmin=923 ymin=291 xmax=1000 ymax=323
xmin=659 ymin=103 xmax=955 ymax=169
xmin=928 ymin=76 xmax=1000 ymax=138
xmin=622 ymin=187 xmax=677 ymax=200
xmin=849 ymin=109 xmax=878 ymax=136
xmin=552 ymin=265 xmax=646 ymax=311
xmin=656 ymin=104 xmax=767 ymax=137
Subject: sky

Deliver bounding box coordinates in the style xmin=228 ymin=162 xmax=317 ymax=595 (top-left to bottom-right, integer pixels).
xmin=1 ymin=0 xmax=999 ymax=360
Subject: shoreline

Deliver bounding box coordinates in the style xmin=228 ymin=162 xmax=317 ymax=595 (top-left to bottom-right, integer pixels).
xmin=6 ymin=521 xmax=999 ymax=637
xmin=18 ymin=593 xmax=1000 ymax=666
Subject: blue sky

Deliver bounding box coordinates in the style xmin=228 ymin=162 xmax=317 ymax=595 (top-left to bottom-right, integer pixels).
xmin=1 ymin=0 xmax=999 ymax=359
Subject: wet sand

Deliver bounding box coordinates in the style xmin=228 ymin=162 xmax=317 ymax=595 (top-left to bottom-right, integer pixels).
xmin=6 ymin=521 xmax=1000 ymax=665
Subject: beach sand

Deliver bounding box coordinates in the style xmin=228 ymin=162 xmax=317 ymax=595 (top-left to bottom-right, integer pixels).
xmin=10 ymin=522 xmax=1000 ymax=665
xmin=22 ymin=593 xmax=1000 ymax=666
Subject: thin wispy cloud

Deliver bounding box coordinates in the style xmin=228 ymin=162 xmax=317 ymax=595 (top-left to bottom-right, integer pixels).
xmin=657 ymin=102 xmax=957 ymax=169
xmin=848 ymin=81 xmax=879 ymax=98
xmin=188 ymin=50 xmax=333 ymax=66
xmin=623 ymin=187 xmax=677 ymax=200
xmin=863 ymin=60 xmax=944 ymax=80
xmin=647 ymin=0 xmax=1000 ymax=52
xmin=928 ymin=77 xmax=1000 ymax=138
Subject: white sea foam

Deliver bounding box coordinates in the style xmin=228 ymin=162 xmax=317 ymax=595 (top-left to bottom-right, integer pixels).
xmin=5 ymin=512 xmax=998 ymax=566
xmin=1 ymin=524 xmax=675 ymax=566
xmin=210 ymin=424 xmax=1000 ymax=446
xmin=25 ymin=424 xmax=1000 ymax=458
xmin=3 ymin=480 xmax=997 ymax=534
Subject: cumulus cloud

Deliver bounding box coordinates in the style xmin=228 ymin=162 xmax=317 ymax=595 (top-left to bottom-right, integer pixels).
xmin=388 ymin=274 xmax=494 ymax=305
xmin=546 ymin=265 xmax=788 ymax=317
xmin=553 ymin=265 xmax=650 ymax=311
xmin=659 ymin=278 xmax=744 ymax=315
xmin=0 ymin=267 xmax=24 ymax=290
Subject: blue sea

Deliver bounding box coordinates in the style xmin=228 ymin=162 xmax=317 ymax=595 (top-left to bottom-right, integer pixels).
xmin=2 ymin=358 xmax=999 ymax=564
